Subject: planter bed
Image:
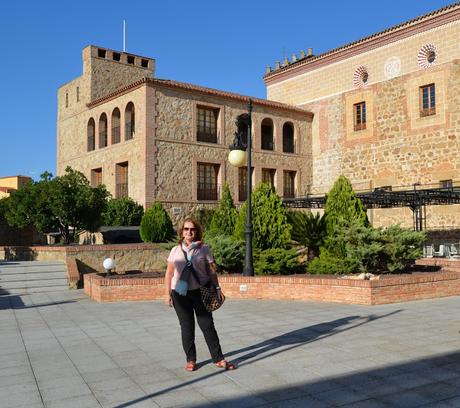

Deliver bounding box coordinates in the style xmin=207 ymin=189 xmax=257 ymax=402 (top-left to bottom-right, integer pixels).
xmin=84 ymin=259 xmax=460 ymax=304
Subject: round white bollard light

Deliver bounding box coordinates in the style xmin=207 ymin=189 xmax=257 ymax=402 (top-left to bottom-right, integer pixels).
xmin=228 ymin=149 xmax=247 ymax=167
xmin=103 ymin=257 xmax=115 ymax=271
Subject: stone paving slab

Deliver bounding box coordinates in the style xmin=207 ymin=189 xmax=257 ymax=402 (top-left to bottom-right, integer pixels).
xmin=1 ymin=288 xmax=460 ymax=407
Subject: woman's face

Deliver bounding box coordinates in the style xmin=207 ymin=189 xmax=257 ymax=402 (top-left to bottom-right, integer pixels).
xmin=182 ymin=221 xmax=197 ymax=244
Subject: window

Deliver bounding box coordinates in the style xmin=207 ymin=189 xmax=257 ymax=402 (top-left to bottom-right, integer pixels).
xmin=76 ymin=86 xmax=80 ymax=102
xmin=91 ymin=168 xmax=102 ymax=187
xmin=112 ymin=52 xmax=121 ymax=61
xmin=262 ymin=168 xmax=276 ymax=188
xmin=283 ymin=170 xmax=296 ymax=198
xmin=354 ymin=102 xmax=366 ymax=131
xmin=282 ymin=122 xmax=294 ymax=153
xmin=238 ymin=166 xmax=254 ymax=202
xmin=440 ymin=179 xmax=453 ymax=189
xmin=116 ymin=162 xmax=128 ymax=198
xmin=197 ymin=163 xmax=219 ymax=200
xmin=111 ymin=108 xmax=121 ymax=144
xmin=87 ymin=118 xmax=95 ymax=151
xmin=141 ymin=59 xmax=149 ymax=68
xmin=99 ymin=113 xmax=108 ymax=148
xmin=197 ymin=106 xmax=219 ymax=143
xmin=127 ymin=55 xmax=135 ymax=65
xmin=98 ymin=48 xmax=106 ymax=58
xmin=65 ymin=92 xmax=68 ymax=108
xmin=261 ymin=118 xmax=274 ymax=150
xmin=125 ymin=102 xmax=135 ymax=140
xmin=420 ymin=84 xmax=436 ymax=117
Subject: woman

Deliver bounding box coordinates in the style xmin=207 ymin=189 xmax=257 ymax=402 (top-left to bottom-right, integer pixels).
xmin=164 ymin=217 xmax=236 ymax=372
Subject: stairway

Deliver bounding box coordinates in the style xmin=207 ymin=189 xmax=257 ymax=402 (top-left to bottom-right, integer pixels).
xmin=0 ymin=261 xmax=69 ymax=295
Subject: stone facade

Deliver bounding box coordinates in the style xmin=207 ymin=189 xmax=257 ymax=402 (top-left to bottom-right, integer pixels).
xmin=57 ymin=46 xmax=313 ymax=221
xmin=264 ymin=4 xmax=460 ymax=229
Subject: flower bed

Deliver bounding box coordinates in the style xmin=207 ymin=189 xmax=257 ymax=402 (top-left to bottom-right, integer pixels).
xmin=84 ymin=259 xmax=460 ymax=304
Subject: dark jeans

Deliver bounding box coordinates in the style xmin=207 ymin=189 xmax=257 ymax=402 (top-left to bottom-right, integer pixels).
xmin=171 ymin=289 xmax=224 ymax=363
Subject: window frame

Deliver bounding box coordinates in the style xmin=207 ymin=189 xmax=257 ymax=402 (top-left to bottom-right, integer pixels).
xmin=283 ymin=170 xmax=296 ymax=198
xmin=353 ymin=101 xmax=367 ymax=131
xmin=197 ymin=162 xmax=220 ymax=201
xmin=419 ymin=83 xmax=436 ymax=117
xmin=115 ymin=162 xmax=129 ymax=198
xmin=196 ymin=105 xmax=220 ymax=144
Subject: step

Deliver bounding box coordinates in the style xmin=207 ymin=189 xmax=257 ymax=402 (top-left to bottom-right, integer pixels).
xmin=0 ymin=279 xmax=69 ymax=290
xmin=1 ymin=286 xmax=70 ymax=295
xmin=1 ymin=272 xmax=67 ymax=281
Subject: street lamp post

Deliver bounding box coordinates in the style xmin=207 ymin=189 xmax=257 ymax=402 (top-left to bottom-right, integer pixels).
xmin=228 ymin=99 xmax=254 ymax=276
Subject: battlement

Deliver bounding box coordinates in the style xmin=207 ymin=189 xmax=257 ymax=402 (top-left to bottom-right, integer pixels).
xmin=83 ymin=45 xmax=155 ymax=73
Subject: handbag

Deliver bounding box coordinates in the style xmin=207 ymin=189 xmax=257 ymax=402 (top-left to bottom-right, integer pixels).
xmin=181 ymin=247 xmax=225 ymax=312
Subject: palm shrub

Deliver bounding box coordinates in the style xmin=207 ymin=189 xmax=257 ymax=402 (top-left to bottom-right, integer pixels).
xmin=234 ymin=183 xmax=291 ymax=250
xmin=288 ymin=210 xmax=327 ymax=259
xmin=205 ymin=232 xmax=244 ymax=273
xmin=254 ymin=248 xmax=305 ymax=275
xmin=209 ymin=183 xmax=237 ymax=235
xmin=103 ymin=197 xmax=144 ymax=226
xmin=140 ymin=202 xmax=174 ymax=243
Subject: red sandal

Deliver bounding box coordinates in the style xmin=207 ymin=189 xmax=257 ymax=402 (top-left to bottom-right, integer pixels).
xmin=185 ymin=361 xmax=196 ymax=371
xmin=216 ymin=360 xmax=236 ymax=370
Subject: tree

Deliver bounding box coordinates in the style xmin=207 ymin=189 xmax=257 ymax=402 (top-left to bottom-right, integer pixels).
xmin=5 ymin=168 xmax=109 ymax=244
xmin=288 ymin=211 xmax=327 ymax=259
xmin=323 ymin=175 xmax=368 ymax=235
xmin=208 ymin=183 xmax=237 ymax=235
xmin=234 ymin=183 xmax=291 ymax=250
xmin=140 ymin=202 xmax=174 ymax=243
xmin=103 ymin=197 xmax=144 ymax=226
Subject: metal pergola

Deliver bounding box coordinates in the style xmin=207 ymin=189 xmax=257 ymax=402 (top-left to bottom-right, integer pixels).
xmin=283 ymin=186 xmax=460 ymax=231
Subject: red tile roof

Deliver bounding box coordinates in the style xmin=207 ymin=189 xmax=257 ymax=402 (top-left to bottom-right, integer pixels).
xmin=87 ymin=77 xmax=313 ymax=117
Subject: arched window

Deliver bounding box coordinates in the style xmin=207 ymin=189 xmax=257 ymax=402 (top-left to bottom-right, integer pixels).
xmin=99 ymin=113 xmax=108 ymax=148
xmin=111 ymin=108 xmax=121 ymax=144
xmin=125 ymin=102 xmax=135 ymax=140
xmin=87 ymin=118 xmax=95 ymax=151
xmin=282 ymin=122 xmax=294 ymax=153
xmin=261 ymin=118 xmax=274 ymax=150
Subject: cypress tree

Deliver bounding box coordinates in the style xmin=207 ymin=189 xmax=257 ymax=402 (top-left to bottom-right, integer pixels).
xmin=209 ymin=183 xmax=237 ymax=235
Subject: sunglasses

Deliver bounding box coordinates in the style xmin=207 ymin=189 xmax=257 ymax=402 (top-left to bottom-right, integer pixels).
xmin=183 ymin=227 xmax=197 ymax=232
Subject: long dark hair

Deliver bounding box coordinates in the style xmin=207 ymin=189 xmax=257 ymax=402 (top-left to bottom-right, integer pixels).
xmin=177 ymin=217 xmax=203 ymax=244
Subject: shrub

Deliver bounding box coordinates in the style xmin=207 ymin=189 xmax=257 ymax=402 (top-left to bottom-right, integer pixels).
xmin=324 ymin=175 xmax=368 ymax=235
xmin=140 ymin=202 xmax=174 ymax=243
xmin=190 ymin=208 xmax=215 ymax=232
xmin=103 ymin=197 xmax=144 ymax=226
xmin=254 ymin=247 xmax=305 ymax=275
xmin=205 ymin=233 xmax=244 ymax=273
xmin=209 ymin=183 xmax=237 ymax=235
xmin=234 ymin=183 xmax=291 ymax=249
xmin=307 ymin=221 xmax=425 ymax=275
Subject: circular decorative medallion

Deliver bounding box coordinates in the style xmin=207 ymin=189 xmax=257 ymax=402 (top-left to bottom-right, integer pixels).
xmin=384 ymin=56 xmax=401 ymax=79
xmin=418 ymin=44 xmax=438 ymax=68
xmin=353 ymin=65 xmax=369 ymax=88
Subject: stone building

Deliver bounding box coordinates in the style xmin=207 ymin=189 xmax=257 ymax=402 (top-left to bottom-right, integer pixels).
xmin=0 ymin=175 xmax=32 ymax=198
xmin=57 ymin=46 xmax=313 ymax=219
xmin=264 ymin=3 xmax=460 ymax=229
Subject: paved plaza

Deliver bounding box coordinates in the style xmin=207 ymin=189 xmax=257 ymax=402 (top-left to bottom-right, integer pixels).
xmin=2 ymin=277 xmax=460 ymax=407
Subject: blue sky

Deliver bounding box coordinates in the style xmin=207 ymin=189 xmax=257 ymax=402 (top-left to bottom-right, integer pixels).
xmin=0 ymin=0 xmax=454 ymax=179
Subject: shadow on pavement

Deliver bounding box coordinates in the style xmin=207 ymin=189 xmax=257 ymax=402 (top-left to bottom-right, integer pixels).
xmin=0 ymin=295 xmax=76 ymax=309
xmin=113 ymin=311 xmax=401 ymax=408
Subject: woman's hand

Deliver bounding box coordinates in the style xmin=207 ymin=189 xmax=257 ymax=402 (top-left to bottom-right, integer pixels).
xmin=164 ymin=294 xmax=173 ymax=307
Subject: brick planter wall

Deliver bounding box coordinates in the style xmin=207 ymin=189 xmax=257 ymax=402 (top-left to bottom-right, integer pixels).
xmin=83 ymin=267 xmax=460 ymax=305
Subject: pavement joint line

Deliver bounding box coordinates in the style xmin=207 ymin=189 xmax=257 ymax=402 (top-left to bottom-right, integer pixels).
xmin=11 ymin=295 xmax=46 ymax=408
xmin=23 ymin=292 xmax=105 ymax=408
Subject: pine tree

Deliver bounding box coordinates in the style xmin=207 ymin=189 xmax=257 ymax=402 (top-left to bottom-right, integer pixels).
xmin=323 ymin=175 xmax=368 ymax=235
xmin=209 ymin=183 xmax=237 ymax=235
xmin=234 ymin=183 xmax=291 ymax=249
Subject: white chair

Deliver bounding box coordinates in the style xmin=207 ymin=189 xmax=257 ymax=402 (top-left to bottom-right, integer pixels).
xmin=450 ymin=244 xmax=459 ymax=257
xmin=424 ymin=245 xmax=434 ymax=258
xmin=433 ymin=244 xmax=445 ymax=257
